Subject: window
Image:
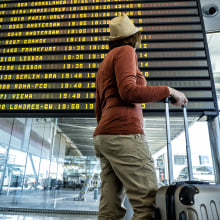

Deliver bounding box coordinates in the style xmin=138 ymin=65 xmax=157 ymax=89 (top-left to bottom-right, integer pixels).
xmin=174 ymin=155 xmax=187 ymax=165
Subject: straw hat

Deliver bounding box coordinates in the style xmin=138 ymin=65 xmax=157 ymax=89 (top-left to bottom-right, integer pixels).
xmin=108 ymin=14 xmax=142 ymax=41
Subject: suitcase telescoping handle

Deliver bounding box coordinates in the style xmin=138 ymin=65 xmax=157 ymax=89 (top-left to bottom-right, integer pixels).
xmin=165 ymin=97 xmax=193 ymax=184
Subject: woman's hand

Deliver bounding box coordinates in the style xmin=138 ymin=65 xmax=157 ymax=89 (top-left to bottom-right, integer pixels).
xmin=168 ymin=87 xmax=188 ymax=106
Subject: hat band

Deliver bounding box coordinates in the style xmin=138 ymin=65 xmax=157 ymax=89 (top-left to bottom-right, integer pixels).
xmin=108 ymin=27 xmax=141 ymax=41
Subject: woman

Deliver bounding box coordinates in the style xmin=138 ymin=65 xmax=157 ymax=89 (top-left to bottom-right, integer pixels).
xmin=93 ymin=14 xmax=188 ymax=220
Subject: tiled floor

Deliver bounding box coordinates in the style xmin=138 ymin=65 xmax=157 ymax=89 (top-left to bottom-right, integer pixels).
xmin=0 ymin=189 xmax=99 ymax=212
xmin=0 ymin=189 xmax=99 ymax=219
xmin=0 ymin=212 xmax=97 ymax=220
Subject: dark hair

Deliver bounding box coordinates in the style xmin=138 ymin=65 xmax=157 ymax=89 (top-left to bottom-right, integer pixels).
xmin=108 ymin=32 xmax=141 ymax=50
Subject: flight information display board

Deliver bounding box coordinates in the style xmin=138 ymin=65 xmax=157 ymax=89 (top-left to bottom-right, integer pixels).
xmin=0 ymin=0 xmax=218 ymax=116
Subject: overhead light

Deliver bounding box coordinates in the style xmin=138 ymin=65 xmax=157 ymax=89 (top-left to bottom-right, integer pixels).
xmin=145 ymin=128 xmax=164 ymax=131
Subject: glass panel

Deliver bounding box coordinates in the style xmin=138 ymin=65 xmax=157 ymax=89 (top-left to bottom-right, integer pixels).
xmin=10 ymin=119 xmax=26 ymax=151
xmin=23 ymin=118 xmax=49 ymax=194
xmin=154 ymin=120 xmax=214 ymax=184
xmin=175 ymin=121 xmax=214 ymax=183
xmin=39 ymin=158 xmax=50 ymax=190
xmin=30 ymin=119 xmax=55 ymax=208
xmin=61 ymin=155 xmax=100 ymax=211
xmin=23 ymin=155 xmax=40 ymax=191
xmin=3 ymin=149 xmax=27 ymax=197
xmin=1 ymin=118 xmax=28 ymax=200
xmin=0 ymin=118 xmax=14 ymax=194
xmin=0 ymin=116 xmax=215 ymax=217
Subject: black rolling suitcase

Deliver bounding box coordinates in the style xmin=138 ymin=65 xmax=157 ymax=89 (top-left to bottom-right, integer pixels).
xmin=155 ymin=97 xmax=220 ymax=220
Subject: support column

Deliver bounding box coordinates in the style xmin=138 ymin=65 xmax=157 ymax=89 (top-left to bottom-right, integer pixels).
xmin=47 ymin=118 xmax=58 ymax=190
xmin=21 ymin=118 xmax=33 ymax=192
xmin=207 ymin=116 xmax=220 ymax=184
xmin=29 ymin=154 xmax=38 ymax=183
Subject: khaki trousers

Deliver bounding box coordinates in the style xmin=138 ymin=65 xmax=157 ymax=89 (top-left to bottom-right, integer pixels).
xmin=93 ymin=134 xmax=158 ymax=220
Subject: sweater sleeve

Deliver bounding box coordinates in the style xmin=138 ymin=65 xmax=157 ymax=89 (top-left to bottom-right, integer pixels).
xmin=95 ymin=89 xmax=101 ymax=123
xmin=114 ymin=46 xmax=170 ymax=103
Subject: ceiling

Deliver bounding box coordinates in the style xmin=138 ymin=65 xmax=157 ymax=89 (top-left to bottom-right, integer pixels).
xmin=58 ymin=116 xmax=198 ymax=157
xmin=58 ymin=0 xmax=220 ymax=157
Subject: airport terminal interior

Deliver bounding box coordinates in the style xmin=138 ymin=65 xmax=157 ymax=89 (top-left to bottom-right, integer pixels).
xmin=0 ymin=0 xmax=220 ymax=219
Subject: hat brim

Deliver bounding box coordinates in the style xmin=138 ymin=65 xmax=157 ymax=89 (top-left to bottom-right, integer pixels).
xmin=107 ymin=27 xmax=142 ymax=41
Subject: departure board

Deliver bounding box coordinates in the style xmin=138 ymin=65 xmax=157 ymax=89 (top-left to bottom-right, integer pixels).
xmin=0 ymin=0 xmax=218 ymax=117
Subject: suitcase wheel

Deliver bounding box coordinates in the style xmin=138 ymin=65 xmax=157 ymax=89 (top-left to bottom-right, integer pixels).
xmin=179 ymin=211 xmax=187 ymax=220
xmin=154 ymin=208 xmax=161 ymax=220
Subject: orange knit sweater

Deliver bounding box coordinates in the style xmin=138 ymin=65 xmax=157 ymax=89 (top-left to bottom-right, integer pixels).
xmin=93 ymin=45 xmax=170 ymax=136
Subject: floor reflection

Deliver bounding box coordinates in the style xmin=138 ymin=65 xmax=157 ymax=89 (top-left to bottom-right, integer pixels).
xmin=0 ymin=189 xmax=99 ymax=212
xmin=0 ymin=212 xmax=97 ymax=220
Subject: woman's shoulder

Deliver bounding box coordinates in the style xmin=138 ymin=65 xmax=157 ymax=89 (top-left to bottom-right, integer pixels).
xmin=117 ymin=45 xmax=134 ymax=52
xmin=111 ymin=45 xmax=135 ymax=56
